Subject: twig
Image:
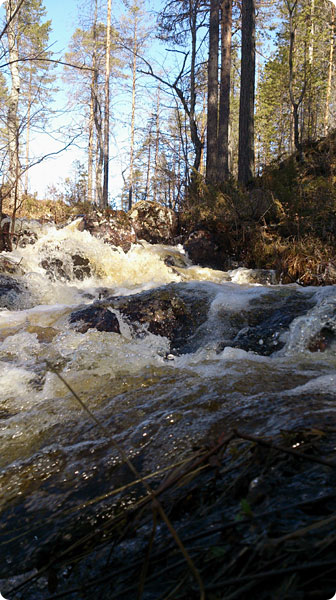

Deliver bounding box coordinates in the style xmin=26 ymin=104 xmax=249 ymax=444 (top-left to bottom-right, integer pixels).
xmin=234 ymin=429 xmax=336 ymax=468
xmin=137 ymin=508 xmax=158 ymax=600
xmin=206 ymin=559 xmax=336 ymax=590
xmin=267 ymin=513 xmax=336 ymax=547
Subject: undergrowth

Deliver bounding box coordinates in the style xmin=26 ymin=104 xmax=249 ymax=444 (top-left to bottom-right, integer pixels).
xmin=182 ymin=132 xmax=336 ymax=284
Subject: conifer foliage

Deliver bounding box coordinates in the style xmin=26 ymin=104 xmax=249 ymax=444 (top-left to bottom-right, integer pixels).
xmin=0 ymin=0 xmax=335 ymax=213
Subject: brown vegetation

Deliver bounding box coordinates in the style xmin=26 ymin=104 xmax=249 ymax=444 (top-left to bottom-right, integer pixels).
xmin=181 ymin=131 xmax=336 ymax=284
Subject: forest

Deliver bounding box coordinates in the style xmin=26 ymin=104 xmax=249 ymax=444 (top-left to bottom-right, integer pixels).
xmin=0 ymin=0 xmax=334 ymax=206
xmin=0 ymin=0 xmax=336 ymax=285
xmin=1 ymin=2 xmax=336 ymax=599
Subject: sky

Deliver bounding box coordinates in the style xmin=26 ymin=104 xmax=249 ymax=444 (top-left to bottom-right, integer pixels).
xmin=27 ymin=0 xmax=96 ymax=199
xmin=1 ymin=0 xmax=148 ymax=202
xmin=20 ymin=0 xmax=81 ymax=198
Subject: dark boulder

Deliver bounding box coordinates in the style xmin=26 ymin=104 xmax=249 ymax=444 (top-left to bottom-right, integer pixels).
xmin=104 ymin=283 xmax=213 ymax=353
xmin=0 ymin=213 xmax=12 ymax=252
xmin=0 ymin=275 xmax=29 ymax=309
xmin=225 ymin=293 xmax=316 ymax=356
xmin=183 ymin=228 xmax=232 ymax=270
xmin=70 ymin=305 xmax=121 ymax=334
xmin=71 ymin=254 xmax=91 ymax=280
xmin=129 ymin=200 xmax=178 ymax=244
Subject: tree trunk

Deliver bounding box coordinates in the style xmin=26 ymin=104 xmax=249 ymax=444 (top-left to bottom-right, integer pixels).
xmin=129 ymin=12 xmax=138 ymax=211
xmin=199 ymin=88 xmax=207 ymax=175
xmin=145 ymin=125 xmax=152 ymax=201
xmin=88 ymin=85 xmax=94 ymax=204
xmin=324 ymin=5 xmax=334 ymax=136
xmin=24 ymin=63 xmax=33 ymax=195
xmin=6 ymin=0 xmax=21 ymax=209
xmin=189 ymin=0 xmax=203 ymax=173
xmin=287 ymin=0 xmax=305 ymax=156
xmin=238 ymin=0 xmax=256 ymax=186
xmin=153 ymin=87 xmax=160 ymax=202
xmin=92 ymin=0 xmax=103 ymax=206
xmin=218 ymin=0 xmax=232 ymax=180
xmin=206 ymin=0 xmax=219 ymax=185
xmin=102 ymin=0 xmax=112 ymax=208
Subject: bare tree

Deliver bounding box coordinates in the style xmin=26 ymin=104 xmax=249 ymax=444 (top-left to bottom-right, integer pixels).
xmin=324 ymin=4 xmax=334 ymax=135
xmin=5 ymin=0 xmax=20 ymax=211
xmin=102 ymin=0 xmax=112 ymax=208
xmin=218 ymin=0 xmax=232 ymax=179
xmin=206 ymin=0 xmax=219 ymax=184
xmin=238 ymin=0 xmax=256 ymax=185
xmin=285 ymin=0 xmax=306 ymax=155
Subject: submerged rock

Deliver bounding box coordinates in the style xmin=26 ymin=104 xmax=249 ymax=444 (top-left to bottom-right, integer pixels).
xmin=229 ymin=267 xmax=277 ymax=285
xmin=228 ymin=292 xmax=316 ymax=355
xmin=39 ymin=242 xmax=92 ymax=281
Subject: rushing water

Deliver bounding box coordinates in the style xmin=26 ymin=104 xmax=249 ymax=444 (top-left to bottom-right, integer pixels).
xmin=0 ymin=219 xmax=335 ymax=595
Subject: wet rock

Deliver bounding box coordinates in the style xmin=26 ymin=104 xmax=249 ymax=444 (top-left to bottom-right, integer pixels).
xmin=183 ymin=228 xmax=232 ymax=270
xmin=0 ymin=254 xmax=25 ymax=276
xmin=308 ymin=326 xmax=335 ymax=352
xmin=70 ymin=305 xmax=121 ymax=334
xmin=0 ymin=275 xmax=29 ymax=309
xmin=0 ymin=213 xmax=12 ymax=251
xmin=14 ymin=229 xmax=38 ymax=248
xmin=79 ymin=210 xmax=136 ymax=252
xmin=12 ymin=218 xmax=50 ymax=248
xmin=229 ymin=267 xmax=277 ymax=285
xmin=129 ymin=200 xmax=178 ymax=244
xmin=105 ymin=283 xmax=212 ymax=353
xmin=228 ymin=293 xmax=316 ymax=355
xmin=163 ymin=253 xmax=189 ymax=269
xmin=41 ymin=257 xmax=68 ymax=281
xmin=183 ymin=229 xmax=218 ymax=267
xmin=71 ymin=254 xmax=91 ymax=280
xmin=40 ymin=244 xmax=92 ymax=281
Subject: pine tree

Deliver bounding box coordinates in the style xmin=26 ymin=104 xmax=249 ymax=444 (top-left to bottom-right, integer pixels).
xmin=18 ymin=0 xmax=55 ymax=194
xmin=206 ymin=0 xmax=220 ymax=185
xmin=238 ymin=0 xmax=256 ymax=185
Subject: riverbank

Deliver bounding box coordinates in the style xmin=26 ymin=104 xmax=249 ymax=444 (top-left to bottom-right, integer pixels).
xmin=1 ymin=131 xmax=336 ymax=286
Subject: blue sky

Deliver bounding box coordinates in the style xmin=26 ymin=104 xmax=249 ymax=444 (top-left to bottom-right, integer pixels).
xmin=0 ymin=0 xmax=178 ymax=203
xmin=27 ymin=0 xmax=90 ymax=198
xmin=26 ymin=0 xmax=161 ymax=202
xmin=0 ymin=0 xmax=160 ymax=198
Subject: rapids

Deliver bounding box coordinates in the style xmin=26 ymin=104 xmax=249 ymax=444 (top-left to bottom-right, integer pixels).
xmin=0 ymin=220 xmax=335 ymax=596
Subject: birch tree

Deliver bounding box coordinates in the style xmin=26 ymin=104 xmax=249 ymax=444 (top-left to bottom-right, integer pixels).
xmin=102 ymin=0 xmax=112 ymax=208
xmin=5 ymin=0 xmax=20 ymax=209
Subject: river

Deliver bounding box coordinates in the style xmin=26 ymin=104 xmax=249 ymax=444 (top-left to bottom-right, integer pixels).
xmin=0 ymin=219 xmax=335 ymax=598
